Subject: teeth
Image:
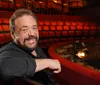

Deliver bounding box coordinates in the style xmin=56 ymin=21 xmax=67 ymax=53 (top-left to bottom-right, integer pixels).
xmin=29 ymin=39 xmax=34 ymax=42
xmin=27 ymin=39 xmax=35 ymax=44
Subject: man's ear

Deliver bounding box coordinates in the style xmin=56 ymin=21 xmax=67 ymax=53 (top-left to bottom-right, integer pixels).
xmin=11 ymin=31 xmax=15 ymax=40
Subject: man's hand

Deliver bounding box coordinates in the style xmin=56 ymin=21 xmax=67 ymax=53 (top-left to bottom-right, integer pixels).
xmin=48 ymin=59 xmax=61 ymax=73
xmin=35 ymin=59 xmax=61 ymax=73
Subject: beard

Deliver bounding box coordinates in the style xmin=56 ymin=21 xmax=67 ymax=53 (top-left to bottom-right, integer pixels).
xmin=23 ymin=35 xmax=38 ymax=51
xmin=16 ymin=35 xmax=38 ymax=52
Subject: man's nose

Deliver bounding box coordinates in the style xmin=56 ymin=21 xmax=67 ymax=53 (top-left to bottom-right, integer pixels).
xmin=28 ymin=28 xmax=36 ymax=36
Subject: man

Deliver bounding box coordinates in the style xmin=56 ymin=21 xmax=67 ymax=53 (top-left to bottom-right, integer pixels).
xmin=0 ymin=8 xmax=61 ymax=85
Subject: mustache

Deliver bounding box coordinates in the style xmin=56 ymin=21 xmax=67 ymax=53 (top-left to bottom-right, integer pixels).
xmin=24 ymin=35 xmax=37 ymax=42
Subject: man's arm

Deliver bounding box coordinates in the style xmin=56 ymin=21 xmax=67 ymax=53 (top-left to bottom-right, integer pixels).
xmin=0 ymin=51 xmax=61 ymax=81
xmin=35 ymin=59 xmax=61 ymax=73
xmin=32 ymin=47 xmax=61 ymax=73
xmin=0 ymin=57 xmax=61 ymax=79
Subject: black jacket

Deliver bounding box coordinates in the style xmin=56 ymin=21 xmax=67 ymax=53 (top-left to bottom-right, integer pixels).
xmin=0 ymin=42 xmax=56 ymax=85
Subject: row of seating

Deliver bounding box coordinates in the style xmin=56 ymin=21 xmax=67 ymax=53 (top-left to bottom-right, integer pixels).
xmin=38 ymin=20 xmax=100 ymax=48
xmin=0 ymin=18 xmax=99 ymax=32
xmin=0 ymin=18 xmax=98 ymax=26
xmin=0 ymin=18 xmax=9 ymax=24
xmin=38 ymin=21 xmax=97 ymax=26
xmin=0 ymin=31 xmax=97 ymax=48
xmin=0 ymin=30 xmax=100 ymax=48
xmin=0 ymin=1 xmax=21 ymax=9
xmin=0 ymin=28 xmax=99 ymax=38
xmin=39 ymin=30 xmax=99 ymax=38
xmin=0 ymin=25 xmax=98 ymax=32
xmin=38 ymin=25 xmax=98 ymax=31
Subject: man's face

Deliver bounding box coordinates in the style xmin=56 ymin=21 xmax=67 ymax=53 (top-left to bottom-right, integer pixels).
xmin=13 ymin=15 xmax=39 ymax=50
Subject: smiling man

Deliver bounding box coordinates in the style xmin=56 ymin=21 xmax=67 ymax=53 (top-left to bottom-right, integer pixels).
xmin=0 ymin=8 xmax=61 ymax=85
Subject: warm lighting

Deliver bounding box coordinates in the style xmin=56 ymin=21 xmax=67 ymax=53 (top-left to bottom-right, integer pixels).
xmin=9 ymin=0 xmax=13 ymax=3
xmin=76 ymin=51 xmax=85 ymax=58
xmin=53 ymin=0 xmax=62 ymax=4
xmin=53 ymin=0 xmax=57 ymax=3
xmin=39 ymin=1 xmax=42 ymax=4
xmin=63 ymin=3 xmax=68 ymax=6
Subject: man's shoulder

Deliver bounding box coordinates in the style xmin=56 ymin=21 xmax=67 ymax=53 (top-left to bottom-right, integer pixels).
xmin=0 ymin=42 xmax=22 ymax=54
xmin=0 ymin=42 xmax=16 ymax=50
xmin=0 ymin=42 xmax=28 ymax=58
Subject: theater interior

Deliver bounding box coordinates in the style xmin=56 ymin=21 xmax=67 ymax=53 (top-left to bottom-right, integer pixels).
xmin=0 ymin=0 xmax=100 ymax=85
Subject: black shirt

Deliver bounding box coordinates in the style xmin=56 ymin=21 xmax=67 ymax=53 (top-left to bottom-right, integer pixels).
xmin=0 ymin=42 xmax=56 ymax=85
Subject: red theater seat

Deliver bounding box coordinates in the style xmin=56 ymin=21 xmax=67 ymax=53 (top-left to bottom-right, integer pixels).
xmin=43 ymin=26 xmax=49 ymax=30
xmin=70 ymin=26 xmax=76 ymax=30
xmin=38 ymin=21 xmax=44 ymax=25
xmin=0 ymin=19 xmax=2 ymax=24
xmin=2 ymin=25 xmax=9 ymax=31
xmin=0 ymin=34 xmax=6 ymax=43
xmin=0 ymin=1 xmax=2 ymax=7
xmin=51 ymin=21 xmax=57 ymax=25
xmin=68 ymin=31 xmax=75 ymax=36
xmin=71 ymin=22 xmax=77 ymax=26
xmin=41 ymin=31 xmax=49 ymax=38
xmin=55 ymin=38 xmax=61 ymax=42
xmin=5 ymin=33 xmax=12 ymax=41
xmin=0 ymin=18 xmax=3 ymax=24
xmin=65 ymin=21 xmax=71 ymax=26
xmin=42 ymin=39 xmax=50 ymax=47
xmin=56 ymin=26 xmax=63 ymax=30
xmin=2 ymin=2 xmax=8 ymax=8
xmin=75 ymin=31 xmax=82 ymax=36
xmin=38 ymin=26 xmax=42 ymax=31
xmin=44 ymin=21 xmax=50 ymax=25
xmin=49 ymin=39 xmax=55 ymax=45
xmin=34 ymin=1 xmax=40 ymax=8
xmin=83 ymin=26 xmax=89 ymax=30
xmin=90 ymin=25 xmax=96 ymax=30
xmin=71 ymin=1 xmax=77 ymax=8
xmin=16 ymin=4 xmax=21 ymax=8
xmin=63 ymin=26 xmax=69 ymax=30
xmin=77 ymin=22 xmax=83 ymax=25
xmin=62 ymin=31 xmax=69 ymax=37
xmin=55 ymin=31 xmax=62 ymax=37
xmin=76 ymin=25 xmax=83 ymax=30
xmin=3 ymin=18 xmax=9 ymax=24
xmin=0 ymin=26 xmax=3 ymax=31
xmin=49 ymin=31 xmax=55 ymax=38
xmin=78 ymin=1 xmax=83 ymax=7
xmin=50 ymin=26 xmax=56 ymax=30
xmin=39 ymin=31 xmax=42 ymax=38
xmin=9 ymin=2 xmax=14 ymax=8
xmin=39 ymin=40 xmax=48 ymax=48
xmin=57 ymin=21 xmax=63 ymax=25
xmin=83 ymin=22 xmax=89 ymax=25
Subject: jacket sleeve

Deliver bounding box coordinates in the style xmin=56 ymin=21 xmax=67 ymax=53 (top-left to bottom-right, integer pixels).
xmin=0 ymin=50 xmax=36 ymax=81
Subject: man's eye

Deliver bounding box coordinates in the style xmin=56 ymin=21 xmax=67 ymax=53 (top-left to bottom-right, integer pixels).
xmin=22 ymin=29 xmax=28 ymax=32
xmin=32 ymin=27 xmax=37 ymax=29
